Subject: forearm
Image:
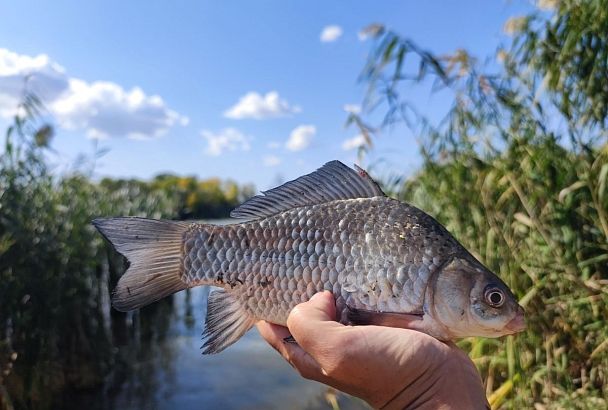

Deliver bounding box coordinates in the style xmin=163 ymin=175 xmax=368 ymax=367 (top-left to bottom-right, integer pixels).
xmin=380 ymin=351 xmax=489 ymax=410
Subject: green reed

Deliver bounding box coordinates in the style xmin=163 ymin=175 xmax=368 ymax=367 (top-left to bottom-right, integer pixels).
xmin=0 ymin=100 xmax=253 ymax=410
xmin=354 ymin=1 xmax=608 ymax=407
xmin=400 ymin=141 xmax=608 ymax=408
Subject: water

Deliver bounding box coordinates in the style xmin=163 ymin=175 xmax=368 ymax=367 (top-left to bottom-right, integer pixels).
xmin=63 ymin=218 xmax=368 ymax=409
xmin=72 ymin=286 xmax=368 ymax=410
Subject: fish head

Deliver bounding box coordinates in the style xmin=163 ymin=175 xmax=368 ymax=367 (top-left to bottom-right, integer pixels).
xmin=428 ymin=257 xmax=525 ymax=339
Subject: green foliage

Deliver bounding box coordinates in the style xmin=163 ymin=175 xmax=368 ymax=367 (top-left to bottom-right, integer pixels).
xmin=356 ymin=1 xmax=608 ymax=408
xmin=0 ymin=101 xmax=253 ymax=409
xmin=402 ymin=141 xmax=608 ymax=409
xmin=515 ymin=0 xmax=608 ymax=132
xmin=147 ymin=174 xmax=255 ymax=220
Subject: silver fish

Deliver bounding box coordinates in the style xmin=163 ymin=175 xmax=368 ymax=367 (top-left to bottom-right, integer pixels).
xmin=93 ymin=161 xmax=525 ymax=354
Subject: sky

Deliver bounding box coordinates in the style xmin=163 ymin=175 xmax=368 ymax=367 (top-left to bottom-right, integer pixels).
xmin=0 ymin=0 xmax=535 ymax=190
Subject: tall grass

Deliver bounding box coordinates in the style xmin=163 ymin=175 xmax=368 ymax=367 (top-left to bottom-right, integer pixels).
xmin=0 ymin=106 xmax=176 ymax=409
xmin=354 ymin=1 xmax=608 ymax=407
xmin=0 ymin=99 xmax=252 ymax=409
xmin=400 ymin=140 xmax=608 ymax=408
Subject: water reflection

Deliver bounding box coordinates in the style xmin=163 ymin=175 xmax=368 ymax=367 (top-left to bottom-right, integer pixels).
xmin=68 ymin=287 xmax=368 ymax=410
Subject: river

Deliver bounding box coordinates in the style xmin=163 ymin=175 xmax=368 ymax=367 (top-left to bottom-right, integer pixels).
xmin=70 ymin=285 xmax=369 ymax=410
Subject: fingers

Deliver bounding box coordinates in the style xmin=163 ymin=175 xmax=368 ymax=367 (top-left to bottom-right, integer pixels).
xmin=255 ymin=320 xmax=291 ymax=352
xmin=255 ymin=321 xmax=326 ymax=382
xmin=288 ymin=291 xmax=337 ymax=324
xmin=286 ymin=291 xmax=361 ymax=380
xmin=255 ymin=291 xmax=347 ymax=384
xmin=257 ymin=300 xmax=489 ymax=410
xmin=287 ymin=291 xmax=344 ymax=350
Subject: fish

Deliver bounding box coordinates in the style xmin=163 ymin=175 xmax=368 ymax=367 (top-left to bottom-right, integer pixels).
xmin=93 ymin=160 xmax=525 ymax=354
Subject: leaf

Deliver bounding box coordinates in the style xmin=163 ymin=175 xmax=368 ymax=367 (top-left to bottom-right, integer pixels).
xmin=488 ymin=374 xmax=520 ymax=409
xmin=34 ymin=124 xmax=54 ymax=148
xmin=514 ymin=212 xmax=534 ymax=227
xmin=558 ymin=180 xmax=587 ymax=202
xmin=382 ymin=36 xmax=398 ymax=64
xmin=0 ymin=233 xmax=15 ymax=255
xmin=578 ymin=253 xmax=608 ymax=269
xmin=393 ymin=45 xmax=406 ymax=83
xmin=590 ymin=338 xmax=608 ymax=360
xmin=598 ymin=163 xmax=608 ymax=203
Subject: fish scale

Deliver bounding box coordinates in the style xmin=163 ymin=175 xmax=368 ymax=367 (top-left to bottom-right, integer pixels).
xmin=94 ymin=160 xmax=525 ymax=354
xmin=181 ymin=197 xmax=456 ymax=325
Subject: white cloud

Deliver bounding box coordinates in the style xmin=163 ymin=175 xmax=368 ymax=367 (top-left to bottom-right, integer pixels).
xmin=320 ymin=25 xmax=343 ymax=43
xmin=53 ymin=79 xmax=188 ymax=139
xmin=267 ymin=141 xmax=280 ymax=149
xmin=0 ymin=48 xmax=187 ymax=139
xmin=286 ymin=124 xmax=316 ymax=151
xmin=224 ymin=91 xmax=300 ymax=120
xmin=202 ymin=128 xmax=251 ymax=156
xmin=0 ymin=49 xmax=69 ymax=117
xmin=343 ymin=104 xmax=361 ymax=114
xmin=342 ymin=134 xmax=366 ymax=150
xmin=263 ymin=155 xmax=281 ymax=167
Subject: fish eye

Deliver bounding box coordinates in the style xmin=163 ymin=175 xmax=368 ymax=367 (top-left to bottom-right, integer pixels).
xmin=484 ymin=286 xmax=505 ymax=308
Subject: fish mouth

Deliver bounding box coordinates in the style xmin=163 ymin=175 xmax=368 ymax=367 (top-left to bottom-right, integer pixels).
xmin=504 ymin=306 xmax=526 ymax=334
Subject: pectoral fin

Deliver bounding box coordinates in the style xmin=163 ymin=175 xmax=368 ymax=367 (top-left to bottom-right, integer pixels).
xmin=346 ymin=305 xmax=424 ymax=329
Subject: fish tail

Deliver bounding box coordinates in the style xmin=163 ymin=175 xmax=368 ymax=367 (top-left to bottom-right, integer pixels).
xmin=92 ymin=217 xmax=191 ymax=312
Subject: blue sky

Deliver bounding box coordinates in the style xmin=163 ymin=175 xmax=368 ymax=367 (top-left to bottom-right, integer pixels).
xmin=0 ymin=1 xmax=534 ymax=190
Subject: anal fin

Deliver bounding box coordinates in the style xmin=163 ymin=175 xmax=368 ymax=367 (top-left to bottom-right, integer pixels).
xmin=202 ymin=289 xmax=255 ymax=354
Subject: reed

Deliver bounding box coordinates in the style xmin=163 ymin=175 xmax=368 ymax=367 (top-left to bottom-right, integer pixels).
xmin=354 ymin=1 xmax=608 ymax=407
xmin=0 ymin=100 xmax=254 ymax=409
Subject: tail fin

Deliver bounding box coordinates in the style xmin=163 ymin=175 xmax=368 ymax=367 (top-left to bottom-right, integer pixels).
xmin=93 ymin=217 xmax=191 ymax=312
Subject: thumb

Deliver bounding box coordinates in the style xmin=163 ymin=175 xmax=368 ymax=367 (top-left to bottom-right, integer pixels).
xmin=287 ymin=291 xmax=341 ymax=348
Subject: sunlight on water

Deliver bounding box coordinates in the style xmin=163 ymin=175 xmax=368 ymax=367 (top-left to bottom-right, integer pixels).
xmin=85 ymin=286 xmax=368 ymax=410
xmin=137 ymin=287 xmax=322 ymax=409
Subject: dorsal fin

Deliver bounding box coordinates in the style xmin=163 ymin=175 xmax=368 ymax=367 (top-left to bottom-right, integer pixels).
xmin=230 ymin=160 xmax=385 ymax=219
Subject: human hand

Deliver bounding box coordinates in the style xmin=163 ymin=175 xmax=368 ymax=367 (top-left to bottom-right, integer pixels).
xmin=256 ymin=291 xmax=489 ymax=409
